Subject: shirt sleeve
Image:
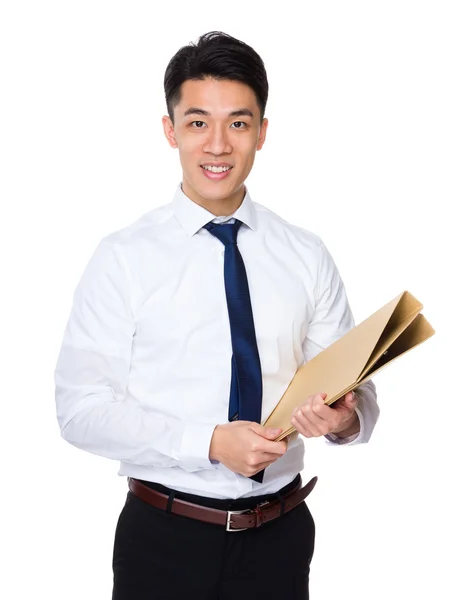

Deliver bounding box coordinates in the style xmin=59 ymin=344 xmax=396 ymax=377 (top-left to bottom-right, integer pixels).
xmin=302 ymin=240 xmax=380 ymax=445
xmin=54 ymin=239 xmax=218 ymax=472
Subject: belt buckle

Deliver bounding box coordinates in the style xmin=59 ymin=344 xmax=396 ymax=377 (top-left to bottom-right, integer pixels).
xmin=226 ymin=509 xmax=249 ymax=532
xmin=226 ymin=499 xmax=270 ymax=532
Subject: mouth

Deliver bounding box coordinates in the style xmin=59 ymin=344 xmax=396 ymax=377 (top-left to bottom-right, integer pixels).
xmin=200 ymin=164 xmax=233 ymax=181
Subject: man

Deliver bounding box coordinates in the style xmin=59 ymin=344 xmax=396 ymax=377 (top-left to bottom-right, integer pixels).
xmin=55 ymin=31 xmax=379 ymax=599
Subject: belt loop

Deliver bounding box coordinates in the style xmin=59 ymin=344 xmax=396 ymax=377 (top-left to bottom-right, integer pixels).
xmin=166 ymin=490 xmax=176 ymax=513
xmin=275 ymin=490 xmax=285 ymax=517
xmin=254 ymin=505 xmax=263 ymax=527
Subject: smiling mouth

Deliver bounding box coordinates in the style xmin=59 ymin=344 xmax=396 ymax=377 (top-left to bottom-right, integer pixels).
xmin=200 ymin=165 xmax=234 ymax=181
xmin=201 ymin=165 xmax=233 ymax=174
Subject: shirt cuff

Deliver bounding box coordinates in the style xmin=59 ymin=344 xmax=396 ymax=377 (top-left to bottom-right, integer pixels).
xmin=178 ymin=422 xmax=219 ymax=472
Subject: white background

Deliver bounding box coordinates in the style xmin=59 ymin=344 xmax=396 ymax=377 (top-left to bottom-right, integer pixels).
xmin=1 ymin=1 xmax=457 ymax=598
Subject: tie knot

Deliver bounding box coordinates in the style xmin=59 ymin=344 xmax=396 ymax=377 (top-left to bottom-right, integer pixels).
xmin=204 ymin=219 xmax=243 ymax=247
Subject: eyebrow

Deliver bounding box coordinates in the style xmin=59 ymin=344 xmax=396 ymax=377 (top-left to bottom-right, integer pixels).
xmin=183 ymin=107 xmax=254 ymax=118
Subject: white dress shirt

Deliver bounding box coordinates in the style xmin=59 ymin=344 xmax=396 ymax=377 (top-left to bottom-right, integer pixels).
xmin=54 ymin=184 xmax=379 ymax=499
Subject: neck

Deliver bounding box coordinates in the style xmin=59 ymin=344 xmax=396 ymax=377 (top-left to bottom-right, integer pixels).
xmin=181 ymin=180 xmax=246 ymax=217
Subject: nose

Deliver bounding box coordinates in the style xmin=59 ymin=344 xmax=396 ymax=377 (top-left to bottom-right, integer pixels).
xmin=202 ymin=124 xmax=232 ymax=156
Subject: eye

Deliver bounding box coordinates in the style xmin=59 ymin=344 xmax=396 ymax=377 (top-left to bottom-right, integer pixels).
xmin=231 ymin=121 xmax=247 ymax=129
xmin=190 ymin=121 xmax=207 ymax=128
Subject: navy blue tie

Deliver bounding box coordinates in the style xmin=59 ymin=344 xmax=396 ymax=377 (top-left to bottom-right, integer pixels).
xmin=204 ymin=219 xmax=264 ymax=482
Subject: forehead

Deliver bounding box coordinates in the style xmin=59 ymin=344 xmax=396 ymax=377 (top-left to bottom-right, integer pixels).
xmin=176 ymin=78 xmax=259 ymax=117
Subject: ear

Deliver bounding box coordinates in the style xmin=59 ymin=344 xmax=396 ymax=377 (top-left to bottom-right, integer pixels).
xmin=162 ymin=115 xmax=178 ymax=149
xmin=256 ymin=118 xmax=268 ymax=151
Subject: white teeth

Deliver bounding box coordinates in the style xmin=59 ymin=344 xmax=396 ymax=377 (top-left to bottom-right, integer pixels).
xmin=203 ymin=165 xmax=231 ymax=173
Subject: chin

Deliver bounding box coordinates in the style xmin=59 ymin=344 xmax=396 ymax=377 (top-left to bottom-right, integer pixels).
xmin=198 ymin=182 xmax=240 ymax=201
xmin=183 ymin=169 xmax=245 ymax=205
xmin=203 ymin=187 xmax=235 ymax=200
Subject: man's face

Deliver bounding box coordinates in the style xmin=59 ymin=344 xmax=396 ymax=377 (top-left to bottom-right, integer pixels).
xmin=162 ymin=78 xmax=268 ymax=211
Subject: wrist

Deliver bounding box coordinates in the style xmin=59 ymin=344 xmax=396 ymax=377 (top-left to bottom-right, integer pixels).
xmin=332 ymin=411 xmax=360 ymax=438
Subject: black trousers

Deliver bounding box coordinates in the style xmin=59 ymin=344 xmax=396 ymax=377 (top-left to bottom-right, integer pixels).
xmin=112 ymin=475 xmax=315 ymax=600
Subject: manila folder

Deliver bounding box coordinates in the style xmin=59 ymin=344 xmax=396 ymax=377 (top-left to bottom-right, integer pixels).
xmin=263 ymin=291 xmax=435 ymax=441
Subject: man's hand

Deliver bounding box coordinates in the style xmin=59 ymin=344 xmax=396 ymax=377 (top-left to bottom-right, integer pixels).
xmin=209 ymin=421 xmax=288 ymax=477
xmin=290 ymin=391 xmax=360 ymax=438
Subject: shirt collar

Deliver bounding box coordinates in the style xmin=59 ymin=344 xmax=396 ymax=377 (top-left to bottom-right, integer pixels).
xmin=171 ymin=183 xmax=258 ymax=237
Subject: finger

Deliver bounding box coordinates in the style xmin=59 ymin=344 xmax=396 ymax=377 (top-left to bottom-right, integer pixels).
xmin=333 ymin=391 xmax=357 ymax=414
xmin=243 ymin=454 xmax=283 ymax=476
xmin=296 ymin=401 xmax=331 ymax=425
xmin=258 ymin=451 xmax=288 ymax=462
xmin=247 ymin=434 xmax=287 ymax=456
xmin=345 ymin=391 xmax=358 ymax=408
xmin=257 ymin=439 xmax=288 ymax=456
xmin=291 ymin=413 xmax=322 ymax=437
xmin=291 ymin=417 xmax=319 ymax=438
xmin=241 ymin=461 xmax=277 ymax=477
xmin=295 ymin=393 xmax=329 ymax=421
xmin=256 ymin=460 xmax=278 ymax=471
xmin=293 ymin=402 xmax=333 ymax=433
xmin=248 ymin=423 xmax=283 ymax=439
xmin=302 ymin=392 xmax=327 ymax=403
xmin=263 ymin=428 xmax=283 ymax=439
xmin=254 ymin=457 xmax=281 ymax=472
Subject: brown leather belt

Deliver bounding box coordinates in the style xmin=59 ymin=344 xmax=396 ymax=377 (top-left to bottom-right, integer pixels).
xmin=128 ymin=475 xmax=317 ymax=532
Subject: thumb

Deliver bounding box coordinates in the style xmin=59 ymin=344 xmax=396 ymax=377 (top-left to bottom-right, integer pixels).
xmin=345 ymin=391 xmax=358 ymax=409
xmin=264 ymin=427 xmax=283 ymax=439
xmin=249 ymin=423 xmax=282 ymax=439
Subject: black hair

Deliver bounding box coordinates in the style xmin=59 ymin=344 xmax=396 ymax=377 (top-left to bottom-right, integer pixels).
xmin=164 ymin=31 xmax=268 ymax=124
